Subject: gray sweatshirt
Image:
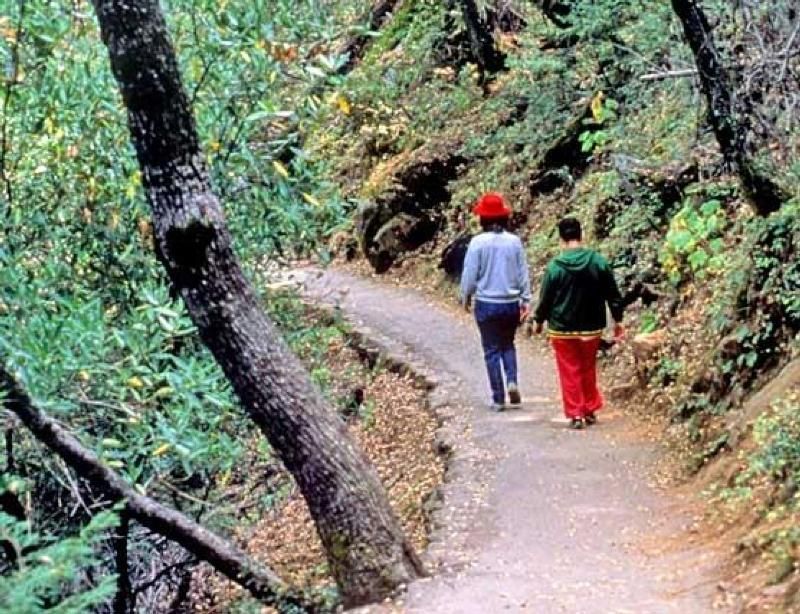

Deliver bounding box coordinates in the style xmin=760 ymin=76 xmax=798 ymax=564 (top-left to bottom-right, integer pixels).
xmin=459 ymin=230 xmax=532 ymax=306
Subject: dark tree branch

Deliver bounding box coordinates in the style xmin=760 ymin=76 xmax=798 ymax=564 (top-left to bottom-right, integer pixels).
xmin=90 ymin=0 xmax=422 ymax=606
xmin=4 ymin=426 xmax=13 ymax=472
xmin=461 ymin=0 xmax=506 ymax=79
xmin=0 ymin=362 xmax=316 ymax=613
xmin=130 ymin=556 xmax=195 ymax=600
xmin=671 ymin=0 xmax=786 ymax=215
xmin=534 ymin=0 xmax=572 ymax=28
xmin=335 ymin=0 xmax=402 ymax=75
xmin=113 ymin=511 xmax=131 ymax=614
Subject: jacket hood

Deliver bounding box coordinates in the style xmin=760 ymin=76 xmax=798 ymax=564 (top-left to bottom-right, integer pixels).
xmin=553 ymin=247 xmax=595 ymax=272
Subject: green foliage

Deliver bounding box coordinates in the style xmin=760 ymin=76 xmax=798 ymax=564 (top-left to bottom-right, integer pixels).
xmin=654 ymin=356 xmax=683 ymax=386
xmin=579 ymin=96 xmax=618 ymax=154
xmin=0 ymin=504 xmax=118 ymax=613
xmin=0 ymin=0 xmax=364 ymax=607
xmin=745 ymin=395 xmax=800 ymax=489
xmin=714 ymin=393 xmax=800 ymax=580
xmin=660 ymin=197 xmax=728 ymax=285
xmin=638 ymin=309 xmax=660 ymax=334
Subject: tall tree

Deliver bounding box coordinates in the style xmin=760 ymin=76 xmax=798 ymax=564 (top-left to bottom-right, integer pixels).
xmin=670 ymin=0 xmax=786 ymax=215
xmin=90 ymin=0 xmax=423 ymax=607
xmin=460 ymin=0 xmax=506 ymax=78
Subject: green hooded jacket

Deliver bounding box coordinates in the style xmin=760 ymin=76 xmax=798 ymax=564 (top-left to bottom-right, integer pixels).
xmin=534 ymin=247 xmax=624 ymax=335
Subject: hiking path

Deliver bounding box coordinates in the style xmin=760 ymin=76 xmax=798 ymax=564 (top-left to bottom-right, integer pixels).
xmin=301 ymin=267 xmax=721 ymax=614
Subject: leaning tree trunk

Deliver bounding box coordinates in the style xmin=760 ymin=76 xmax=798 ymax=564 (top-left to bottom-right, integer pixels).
xmin=460 ymin=0 xmax=506 ymax=78
xmin=90 ymin=0 xmax=422 ymax=607
xmin=670 ymin=0 xmax=785 ymax=215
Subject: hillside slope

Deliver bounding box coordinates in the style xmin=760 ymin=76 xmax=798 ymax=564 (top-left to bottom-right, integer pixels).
xmin=305 ymin=0 xmax=800 ymax=607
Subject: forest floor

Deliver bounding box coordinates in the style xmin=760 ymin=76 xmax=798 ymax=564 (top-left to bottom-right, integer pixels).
xmin=302 ymin=266 xmax=729 ymax=614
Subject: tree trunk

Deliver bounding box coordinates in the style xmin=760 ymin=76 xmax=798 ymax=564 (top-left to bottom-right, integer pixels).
xmin=0 ymin=363 xmax=312 ymax=613
xmin=460 ymin=0 xmax=506 ymax=78
xmin=670 ymin=0 xmax=785 ymax=215
xmin=90 ymin=0 xmax=422 ymax=607
xmin=336 ymin=0 xmax=402 ymax=75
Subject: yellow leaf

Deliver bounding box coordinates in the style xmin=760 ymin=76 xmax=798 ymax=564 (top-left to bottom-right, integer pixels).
xmin=153 ymin=443 xmax=171 ymax=457
xmin=106 ymin=460 xmax=124 ymax=469
xmin=153 ymin=386 xmax=173 ymax=399
xmin=272 ymin=160 xmax=290 ymax=179
xmin=126 ymin=376 xmax=144 ymax=389
xmin=591 ymin=91 xmax=605 ymax=123
xmin=302 ymin=192 xmax=322 ymax=208
xmin=336 ymin=94 xmax=351 ymax=115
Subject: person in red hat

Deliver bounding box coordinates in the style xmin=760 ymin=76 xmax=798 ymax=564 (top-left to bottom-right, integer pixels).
xmin=460 ymin=192 xmax=531 ymax=411
xmin=533 ymin=217 xmax=625 ymax=429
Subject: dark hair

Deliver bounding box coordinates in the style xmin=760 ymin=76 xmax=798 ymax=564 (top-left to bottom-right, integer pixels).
xmin=558 ymin=217 xmax=582 ymax=241
xmin=480 ymin=216 xmax=509 ymax=232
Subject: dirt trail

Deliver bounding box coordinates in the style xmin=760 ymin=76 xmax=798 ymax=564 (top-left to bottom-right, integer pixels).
xmin=303 ymin=268 xmax=721 ymax=614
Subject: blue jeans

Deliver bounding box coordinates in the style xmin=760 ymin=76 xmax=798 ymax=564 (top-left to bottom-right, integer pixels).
xmin=474 ymin=300 xmax=520 ymax=404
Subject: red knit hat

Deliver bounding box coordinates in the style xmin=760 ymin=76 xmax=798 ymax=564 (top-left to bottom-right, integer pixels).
xmin=472 ymin=192 xmax=512 ymax=218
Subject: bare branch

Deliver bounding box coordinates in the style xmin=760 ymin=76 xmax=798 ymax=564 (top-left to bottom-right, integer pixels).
xmin=640 ymin=68 xmax=699 ymax=81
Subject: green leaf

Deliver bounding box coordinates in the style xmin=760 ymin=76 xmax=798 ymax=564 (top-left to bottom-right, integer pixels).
xmin=687 ymin=248 xmax=709 ymax=271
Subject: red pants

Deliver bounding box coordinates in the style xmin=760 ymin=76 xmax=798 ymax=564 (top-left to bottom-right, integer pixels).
xmin=551 ymin=337 xmax=603 ymax=419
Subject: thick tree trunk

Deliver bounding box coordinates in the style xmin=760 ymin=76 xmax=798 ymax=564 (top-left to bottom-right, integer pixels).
xmin=670 ymin=0 xmax=785 ymax=215
xmin=90 ymin=0 xmax=422 ymax=607
xmin=0 ymin=363 xmax=312 ymax=612
xmin=336 ymin=0 xmax=402 ymax=75
xmin=460 ymin=0 xmax=506 ymax=78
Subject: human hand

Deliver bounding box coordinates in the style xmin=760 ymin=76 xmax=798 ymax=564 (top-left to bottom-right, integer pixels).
xmin=613 ymin=323 xmax=625 ymax=341
xmin=520 ymin=304 xmax=531 ymax=323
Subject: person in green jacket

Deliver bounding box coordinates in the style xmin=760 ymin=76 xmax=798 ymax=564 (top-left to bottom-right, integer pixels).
xmin=533 ymin=217 xmax=625 ymax=429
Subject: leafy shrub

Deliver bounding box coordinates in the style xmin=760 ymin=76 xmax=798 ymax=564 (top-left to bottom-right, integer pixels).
xmin=0 ymin=498 xmax=118 ymax=613
xmin=660 ymin=198 xmax=728 ymax=285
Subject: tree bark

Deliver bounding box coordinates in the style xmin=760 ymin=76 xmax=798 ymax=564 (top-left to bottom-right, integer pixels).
xmin=113 ymin=511 xmax=131 ymax=614
xmin=0 ymin=363 xmax=312 ymax=613
xmin=670 ymin=0 xmax=785 ymax=215
xmin=90 ymin=0 xmax=422 ymax=607
xmin=336 ymin=0 xmax=402 ymax=75
xmin=460 ymin=0 xmax=506 ymax=78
